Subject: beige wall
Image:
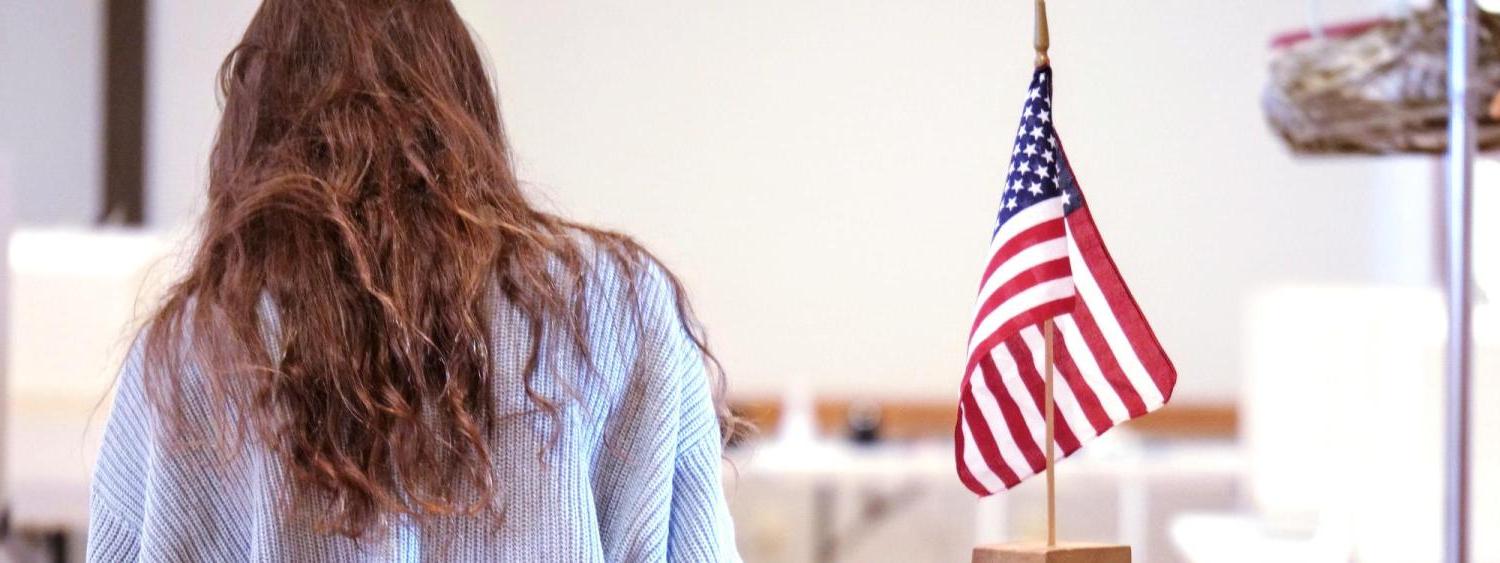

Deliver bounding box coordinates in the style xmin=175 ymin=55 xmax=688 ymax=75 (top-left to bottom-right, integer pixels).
xmin=131 ymin=0 xmax=1442 ymax=404
xmin=144 ymin=0 xmax=263 ymax=225
xmin=0 ymin=0 xmax=101 ymax=224
xmin=459 ymin=0 xmax=1440 ymax=402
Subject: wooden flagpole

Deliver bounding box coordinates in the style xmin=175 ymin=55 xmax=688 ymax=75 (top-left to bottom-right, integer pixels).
xmin=1036 ymin=0 xmax=1056 ymax=548
xmin=1034 ymin=0 xmax=1050 ymax=68
xmin=1042 ymin=319 xmax=1057 ymax=547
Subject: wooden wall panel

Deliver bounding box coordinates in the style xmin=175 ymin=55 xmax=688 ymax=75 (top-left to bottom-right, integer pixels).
xmin=730 ymin=398 xmax=1236 ymax=441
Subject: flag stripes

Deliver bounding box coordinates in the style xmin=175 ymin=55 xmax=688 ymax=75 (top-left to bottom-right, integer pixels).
xmin=1067 ymin=206 xmax=1176 ymax=400
xmin=954 ymin=65 xmax=1176 ymax=496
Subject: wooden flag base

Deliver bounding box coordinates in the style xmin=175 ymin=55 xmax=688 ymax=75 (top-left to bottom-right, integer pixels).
xmin=972 ymin=542 xmax=1131 ymax=563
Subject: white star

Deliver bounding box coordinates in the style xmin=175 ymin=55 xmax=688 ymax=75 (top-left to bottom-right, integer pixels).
xmin=1042 ymin=149 xmax=1054 ymax=162
xmin=1005 ymin=197 xmax=1017 ymax=210
xmin=1038 ymin=109 xmax=1050 ymax=123
xmin=1038 ymin=167 xmax=1050 ymax=179
xmin=1023 ymin=144 xmax=1038 ymax=157
xmin=1029 ymin=127 xmax=1045 ymax=140
xmin=1061 ymin=191 xmax=1073 ymax=207
xmin=1039 ymin=73 xmax=1047 ymax=83
xmin=1028 ymin=87 xmax=1040 ymax=100
xmin=1028 ymin=182 xmax=1044 ymax=196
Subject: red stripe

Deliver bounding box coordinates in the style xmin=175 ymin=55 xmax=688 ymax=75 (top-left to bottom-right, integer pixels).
xmin=1269 ymin=18 xmax=1385 ymax=49
xmin=1066 ymin=205 xmax=1177 ymax=400
xmin=1051 ymin=332 xmax=1113 ymax=435
xmin=968 ymin=257 xmax=1071 ymax=339
xmin=978 ymin=218 xmax=1066 ymax=290
xmin=953 ymin=410 xmax=991 ymax=495
xmin=979 ymin=356 xmax=1046 ymax=474
xmin=1003 ymin=337 xmax=1082 ymax=455
xmin=1068 ymin=304 xmax=1148 ymax=417
xmin=965 ymin=299 xmax=1073 ymax=379
xmin=960 ymin=391 xmax=1021 ymax=489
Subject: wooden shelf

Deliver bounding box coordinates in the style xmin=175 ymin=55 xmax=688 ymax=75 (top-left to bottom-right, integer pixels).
xmin=730 ymin=398 xmax=1236 ymax=441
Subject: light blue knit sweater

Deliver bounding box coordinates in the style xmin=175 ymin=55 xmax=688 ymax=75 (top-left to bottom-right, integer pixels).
xmin=86 ymin=255 xmax=740 ymax=562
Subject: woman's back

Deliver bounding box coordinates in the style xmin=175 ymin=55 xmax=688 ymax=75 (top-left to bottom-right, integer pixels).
xmin=89 ymin=247 xmax=738 ymax=561
xmin=85 ymin=1 xmax=738 ymax=560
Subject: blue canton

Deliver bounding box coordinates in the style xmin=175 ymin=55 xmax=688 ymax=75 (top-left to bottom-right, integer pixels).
xmin=996 ymin=66 xmax=1080 ymax=235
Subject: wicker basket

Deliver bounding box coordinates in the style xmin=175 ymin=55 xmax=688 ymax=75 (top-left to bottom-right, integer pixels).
xmin=1264 ymin=7 xmax=1500 ymax=155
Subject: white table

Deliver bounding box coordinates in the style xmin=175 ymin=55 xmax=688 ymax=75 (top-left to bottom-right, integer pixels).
xmin=730 ymin=435 xmax=1244 ymax=563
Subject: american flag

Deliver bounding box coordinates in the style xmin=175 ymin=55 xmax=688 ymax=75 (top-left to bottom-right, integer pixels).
xmin=955 ymin=66 xmax=1176 ymax=495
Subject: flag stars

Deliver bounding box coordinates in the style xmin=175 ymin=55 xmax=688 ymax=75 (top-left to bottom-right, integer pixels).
xmin=995 ymin=70 xmax=1063 ymax=225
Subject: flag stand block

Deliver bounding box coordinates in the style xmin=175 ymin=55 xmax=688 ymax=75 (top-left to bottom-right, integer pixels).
xmin=972 ymin=542 xmax=1130 ymax=563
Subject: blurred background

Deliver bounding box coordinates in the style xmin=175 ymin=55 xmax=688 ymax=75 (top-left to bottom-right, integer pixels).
xmin=1 ymin=0 xmax=1497 ymax=561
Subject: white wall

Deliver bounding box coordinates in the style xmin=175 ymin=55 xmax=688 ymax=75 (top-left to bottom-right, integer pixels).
xmin=0 ymin=0 xmax=101 ymax=224
xmin=460 ymin=0 xmax=1437 ymax=403
xmin=145 ymin=0 xmax=263 ymax=225
xmin=134 ymin=0 xmax=1441 ymax=404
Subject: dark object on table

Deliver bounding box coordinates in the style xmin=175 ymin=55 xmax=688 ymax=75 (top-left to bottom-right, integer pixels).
xmin=846 ymin=400 xmax=883 ymax=444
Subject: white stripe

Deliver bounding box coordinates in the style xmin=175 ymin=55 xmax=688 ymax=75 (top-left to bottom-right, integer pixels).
xmin=991 ymin=346 xmax=1050 ymax=457
xmin=968 ymin=278 xmax=1075 ymax=355
xmin=1067 ymin=231 xmax=1165 ymax=409
xmin=959 ymin=409 xmax=1006 ymax=492
xmin=1055 ymin=315 xmax=1131 ymax=423
xmin=969 ymin=363 xmax=1037 ymax=481
xmin=987 ymin=195 xmax=1064 ymax=256
xmin=972 ymin=238 xmax=1069 ymax=318
xmin=1019 ymin=326 xmax=1098 ymax=441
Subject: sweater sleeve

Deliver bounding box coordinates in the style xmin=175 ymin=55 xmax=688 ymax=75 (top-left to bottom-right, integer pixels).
xmin=86 ymin=338 xmax=149 ymax=562
xmin=87 ymin=501 xmax=142 ymax=561
xmin=666 ymin=364 xmax=740 ymax=563
xmin=634 ymin=264 xmax=740 ymax=562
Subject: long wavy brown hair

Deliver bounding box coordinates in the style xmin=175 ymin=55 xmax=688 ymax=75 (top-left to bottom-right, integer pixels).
xmin=140 ymin=0 xmax=730 ymax=539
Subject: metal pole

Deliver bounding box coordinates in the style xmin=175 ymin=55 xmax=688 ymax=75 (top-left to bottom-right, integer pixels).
xmin=0 ymin=157 xmax=10 ymax=540
xmin=1444 ymin=1 xmax=1475 ymax=562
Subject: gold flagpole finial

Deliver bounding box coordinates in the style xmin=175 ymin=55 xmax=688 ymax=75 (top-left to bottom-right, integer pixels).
xmin=1034 ymin=0 xmax=1050 ymax=67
